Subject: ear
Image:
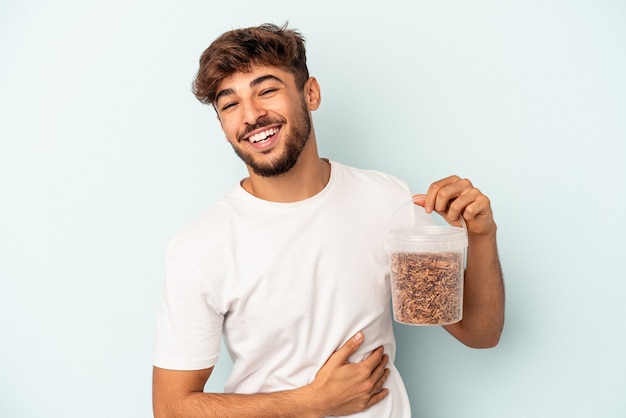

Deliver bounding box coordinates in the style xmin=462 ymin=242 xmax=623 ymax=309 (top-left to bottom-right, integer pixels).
xmin=303 ymin=77 xmax=321 ymax=111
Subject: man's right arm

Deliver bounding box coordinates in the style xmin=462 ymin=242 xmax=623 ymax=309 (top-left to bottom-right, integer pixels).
xmin=152 ymin=332 xmax=390 ymax=418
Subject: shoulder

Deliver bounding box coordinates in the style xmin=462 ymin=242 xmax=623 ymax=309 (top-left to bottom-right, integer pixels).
xmin=167 ymin=187 xmax=242 ymax=254
xmin=330 ymin=160 xmax=410 ymax=196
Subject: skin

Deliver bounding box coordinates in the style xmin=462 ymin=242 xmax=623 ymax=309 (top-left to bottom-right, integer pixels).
xmin=416 ymin=180 xmax=505 ymax=348
xmin=214 ymin=66 xmax=329 ymax=202
xmin=152 ymin=65 xmax=505 ymax=417
xmin=153 ymin=332 xmax=390 ymax=418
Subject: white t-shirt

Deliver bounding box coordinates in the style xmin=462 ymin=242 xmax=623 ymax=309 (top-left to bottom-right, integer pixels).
xmin=153 ymin=161 xmax=413 ymax=417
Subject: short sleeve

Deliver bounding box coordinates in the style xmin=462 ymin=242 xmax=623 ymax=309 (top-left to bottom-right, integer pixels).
xmin=152 ymin=240 xmax=223 ymax=370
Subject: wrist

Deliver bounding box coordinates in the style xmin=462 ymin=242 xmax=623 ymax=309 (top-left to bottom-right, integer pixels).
xmin=292 ymin=385 xmax=325 ymax=418
xmin=467 ymin=222 xmax=497 ymax=241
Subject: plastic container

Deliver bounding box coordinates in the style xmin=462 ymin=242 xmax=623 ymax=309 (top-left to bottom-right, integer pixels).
xmin=385 ymin=195 xmax=468 ymax=326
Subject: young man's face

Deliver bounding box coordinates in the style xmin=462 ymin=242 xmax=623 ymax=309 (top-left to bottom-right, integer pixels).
xmin=214 ymin=66 xmax=317 ymax=177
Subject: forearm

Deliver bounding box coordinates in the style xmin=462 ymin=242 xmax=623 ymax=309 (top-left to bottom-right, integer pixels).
xmin=153 ymin=334 xmax=389 ymax=418
xmin=445 ymin=228 xmax=505 ymax=348
xmin=155 ymin=386 xmax=322 ymax=418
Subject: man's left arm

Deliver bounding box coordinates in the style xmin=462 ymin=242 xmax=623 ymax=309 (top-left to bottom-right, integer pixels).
xmin=420 ymin=175 xmax=505 ymax=348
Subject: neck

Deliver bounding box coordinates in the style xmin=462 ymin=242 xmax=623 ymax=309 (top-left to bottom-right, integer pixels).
xmin=241 ymin=135 xmax=330 ymax=203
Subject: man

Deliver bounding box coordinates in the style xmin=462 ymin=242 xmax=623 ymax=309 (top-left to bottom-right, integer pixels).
xmin=152 ymin=23 xmax=504 ymax=417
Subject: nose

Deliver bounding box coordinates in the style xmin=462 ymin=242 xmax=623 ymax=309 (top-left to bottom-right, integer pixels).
xmin=241 ymin=98 xmax=267 ymax=125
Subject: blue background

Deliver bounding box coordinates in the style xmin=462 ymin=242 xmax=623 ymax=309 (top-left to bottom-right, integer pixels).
xmin=1 ymin=1 xmax=625 ymax=416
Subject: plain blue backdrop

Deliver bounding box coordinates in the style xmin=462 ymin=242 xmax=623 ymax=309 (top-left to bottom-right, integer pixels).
xmin=1 ymin=1 xmax=625 ymax=416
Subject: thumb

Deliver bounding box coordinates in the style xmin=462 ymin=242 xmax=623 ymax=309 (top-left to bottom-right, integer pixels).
xmin=328 ymin=332 xmax=364 ymax=366
xmin=412 ymin=193 xmax=426 ymax=207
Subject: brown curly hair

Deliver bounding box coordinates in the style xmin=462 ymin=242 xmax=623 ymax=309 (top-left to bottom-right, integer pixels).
xmin=192 ymin=23 xmax=310 ymax=106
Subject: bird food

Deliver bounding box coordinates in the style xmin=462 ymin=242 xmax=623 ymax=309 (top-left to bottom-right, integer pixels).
xmin=390 ymin=251 xmax=463 ymax=325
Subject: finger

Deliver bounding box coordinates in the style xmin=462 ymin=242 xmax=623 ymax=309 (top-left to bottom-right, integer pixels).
xmin=360 ymin=346 xmax=385 ymax=370
xmin=460 ymin=192 xmax=491 ymax=222
xmin=366 ymin=387 xmax=390 ymax=409
xmin=370 ymin=354 xmax=389 ymax=379
xmin=371 ymin=367 xmax=390 ymax=394
xmin=412 ymin=193 xmax=426 ymax=208
xmin=426 ymin=178 xmax=477 ymax=220
xmin=434 ymin=179 xmax=473 ymax=215
xmin=327 ymin=332 xmax=364 ymax=366
xmin=423 ymin=175 xmax=461 ymax=213
xmin=440 ymin=188 xmax=474 ymax=222
xmin=367 ymin=355 xmax=389 ymax=391
xmin=447 ymin=187 xmax=487 ymax=221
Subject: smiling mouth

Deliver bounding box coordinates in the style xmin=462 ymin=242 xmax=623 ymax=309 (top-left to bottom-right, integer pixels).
xmin=248 ymin=127 xmax=280 ymax=144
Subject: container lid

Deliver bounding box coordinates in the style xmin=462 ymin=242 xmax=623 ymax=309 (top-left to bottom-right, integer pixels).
xmin=385 ymin=194 xmax=468 ymax=253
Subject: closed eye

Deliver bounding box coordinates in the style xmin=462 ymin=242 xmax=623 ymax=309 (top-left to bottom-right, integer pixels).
xmin=221 ymin=101 xmax=237 ymax=111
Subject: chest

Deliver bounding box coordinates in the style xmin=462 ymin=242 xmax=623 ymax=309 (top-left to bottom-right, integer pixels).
xmin=218 ymin=207 xmax=391 ymax=343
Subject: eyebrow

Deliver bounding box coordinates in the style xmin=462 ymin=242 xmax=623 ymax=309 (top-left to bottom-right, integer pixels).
xmin=214 ymin=74 xmax=286 ymax=105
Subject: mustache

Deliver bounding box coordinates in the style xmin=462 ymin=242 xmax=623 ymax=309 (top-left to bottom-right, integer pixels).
xmin=237 ymin=116 xmax=286 ymax=142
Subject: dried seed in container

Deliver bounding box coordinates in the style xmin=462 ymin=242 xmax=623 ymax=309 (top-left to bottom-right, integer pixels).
xmin=390 ymin=251 xmax=463 ymax=325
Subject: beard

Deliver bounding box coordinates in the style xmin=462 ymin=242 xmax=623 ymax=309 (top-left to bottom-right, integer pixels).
xmin=230 ymin=98 xmax=312 ymax=178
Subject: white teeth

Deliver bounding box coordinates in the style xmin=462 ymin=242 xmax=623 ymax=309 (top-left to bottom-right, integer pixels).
xmin=249 ymin=127 xmax=279 ymax=143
